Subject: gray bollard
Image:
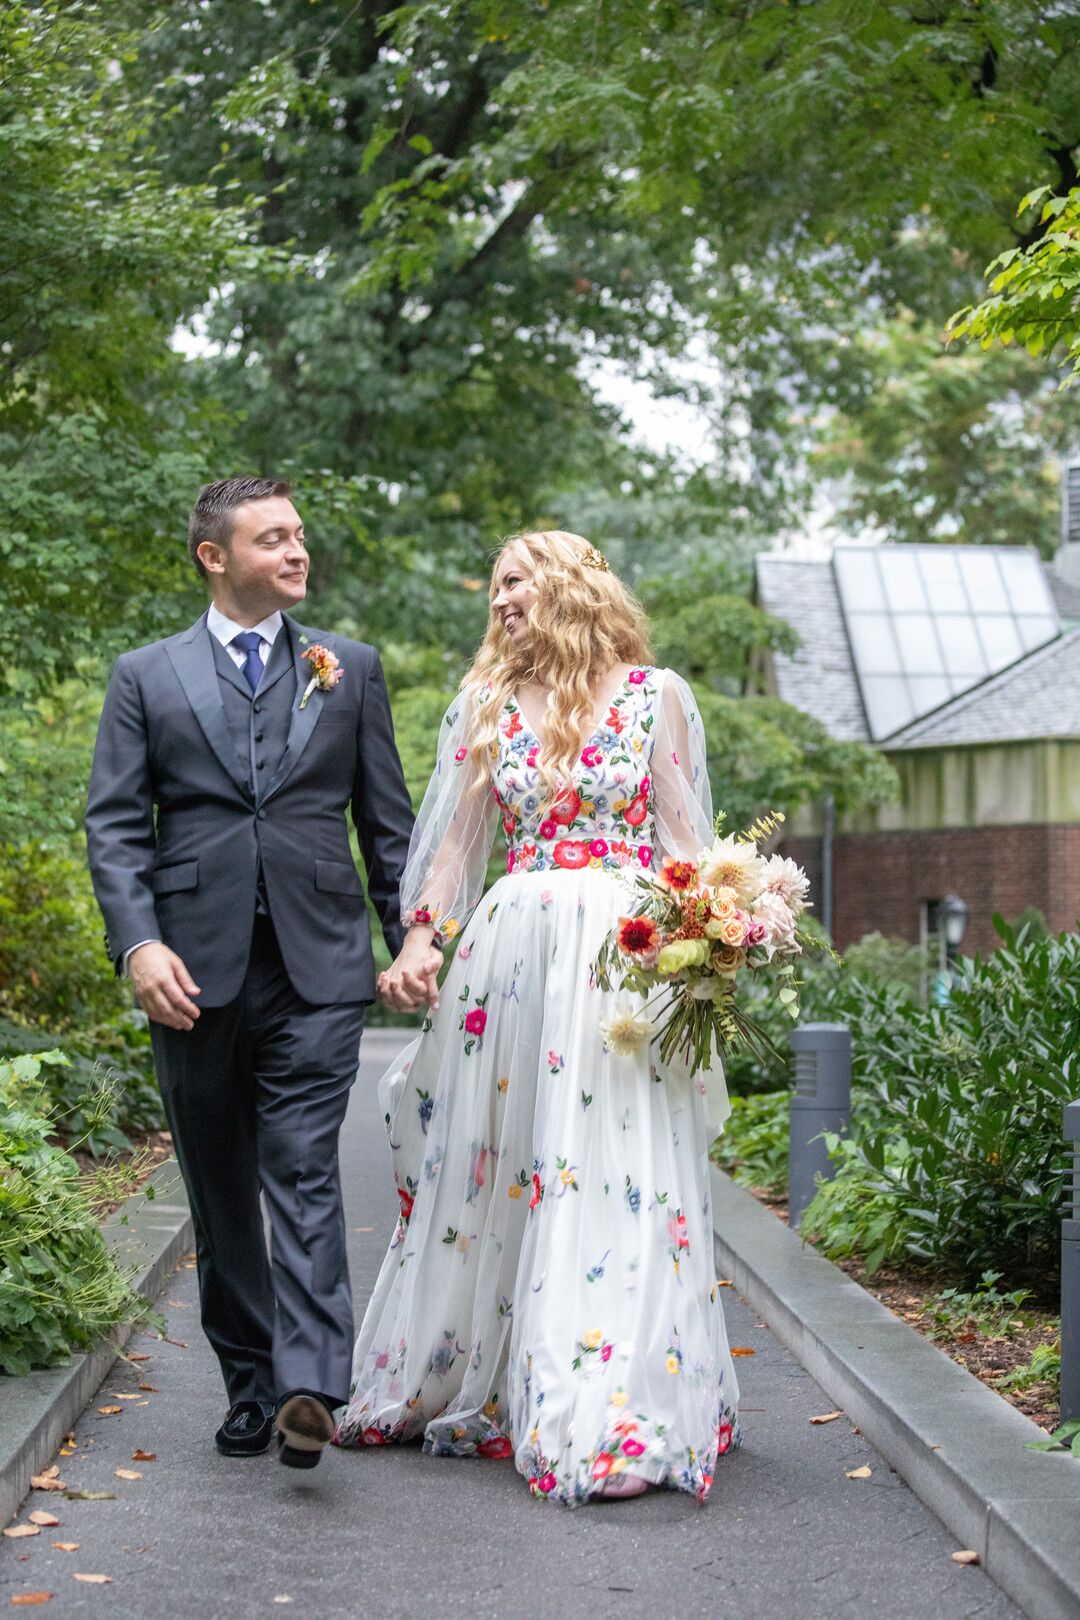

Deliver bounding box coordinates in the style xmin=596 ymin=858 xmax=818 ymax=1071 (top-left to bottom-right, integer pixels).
xmin=1063 ymin=1101 xmax=1080 ymax=1424
xmin=788 ymin=1023 xmax=852 ymax=1230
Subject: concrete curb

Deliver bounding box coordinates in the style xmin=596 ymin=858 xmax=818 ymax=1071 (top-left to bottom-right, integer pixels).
xmin=711 ymin=1165 xmax=1080 ymax=1620
xmin=0 ymin=1158 xmax=193 ymax=1530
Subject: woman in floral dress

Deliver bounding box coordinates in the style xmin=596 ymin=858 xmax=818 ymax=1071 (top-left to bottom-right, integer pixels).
xmin=335 ymin=530 xmax=740 ymax=1503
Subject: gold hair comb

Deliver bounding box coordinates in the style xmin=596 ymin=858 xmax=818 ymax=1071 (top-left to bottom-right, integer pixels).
xmin=580 ymin=544 xmax=610 ymax=572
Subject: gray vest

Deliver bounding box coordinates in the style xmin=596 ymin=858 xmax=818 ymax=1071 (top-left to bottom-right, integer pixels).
xmin=210 ymin=631 xmax=296 ymax=800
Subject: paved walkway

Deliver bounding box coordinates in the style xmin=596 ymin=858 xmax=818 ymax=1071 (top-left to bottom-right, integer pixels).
xmin=2 ymin=1031 xmax=1022 ymax=1619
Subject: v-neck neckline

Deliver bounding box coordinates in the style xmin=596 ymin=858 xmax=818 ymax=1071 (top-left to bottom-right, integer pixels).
xmin=510 ymin=669 xmax=640 ymax=747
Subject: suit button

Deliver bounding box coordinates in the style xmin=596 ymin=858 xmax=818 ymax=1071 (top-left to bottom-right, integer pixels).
xmin=254 ymin=731 xmax=264 ymax=742
xmin=256 ymin=760 xmax=266 ymax=770
xmin=257 ymin=808 xmax=266 ymax=820
xmin=253 ymin=703 xmax=261 ymax=715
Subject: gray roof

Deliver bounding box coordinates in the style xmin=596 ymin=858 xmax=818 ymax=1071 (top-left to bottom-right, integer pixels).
xmin=882 ymin=627 xmax=1080 ymax=749
xmin=754 ymin=555 xmax=869 ymax=741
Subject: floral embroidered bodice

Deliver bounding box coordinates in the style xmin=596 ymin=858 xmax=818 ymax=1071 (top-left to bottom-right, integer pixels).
xmin=492 ymin=667 xmax=659 ymax=876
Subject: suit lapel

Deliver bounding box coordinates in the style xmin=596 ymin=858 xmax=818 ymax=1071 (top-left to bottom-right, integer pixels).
xmin=259 ymin=616 xmax=335 ymax=806
xmin=166 ymin=617 xmax=253 ymax=801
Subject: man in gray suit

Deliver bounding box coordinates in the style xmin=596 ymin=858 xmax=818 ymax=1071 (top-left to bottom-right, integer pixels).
xmin=86 ymin=476 xmax=432 ymax=1468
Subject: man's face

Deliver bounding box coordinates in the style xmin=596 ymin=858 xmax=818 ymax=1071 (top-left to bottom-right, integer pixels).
xmin=199 ymin=497 xmax=309 ymax=614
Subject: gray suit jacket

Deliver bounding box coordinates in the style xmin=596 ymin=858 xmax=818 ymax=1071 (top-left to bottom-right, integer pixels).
xmin=86 ymin=611 xmax=414 ymax=1007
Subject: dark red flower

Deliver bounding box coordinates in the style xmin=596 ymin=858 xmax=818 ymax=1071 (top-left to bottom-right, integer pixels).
xmin=478 ymin=1435 xmax=514 ymax=1459
xmin=550 ymin=788 xmax=582 ymax=825
xmin=617 ymin=915 xmax=660 ymax=956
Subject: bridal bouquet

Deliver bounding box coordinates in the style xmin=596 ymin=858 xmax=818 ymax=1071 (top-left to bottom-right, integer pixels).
xmin=593 ymin=813 xmax=814 ymax=1074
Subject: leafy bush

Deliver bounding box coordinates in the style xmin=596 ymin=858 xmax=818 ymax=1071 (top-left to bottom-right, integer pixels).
xmin=801 ymin=920 xmax=1079 ymax=1296
xmin=0 ymin=1051 xmax=154 ymax=1375
xmin=0 ymin=1017 xmax=163 ymax=1154
xmin=712 ymin=1090 xmax=790 ymax=1195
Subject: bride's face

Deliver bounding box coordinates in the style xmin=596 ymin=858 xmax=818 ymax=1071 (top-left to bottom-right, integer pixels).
xmin=492 ymin=548 xmax=539 ymax=645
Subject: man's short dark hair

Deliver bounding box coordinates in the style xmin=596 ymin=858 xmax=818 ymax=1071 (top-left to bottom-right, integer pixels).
xmin=187 ymin=476 xmax=293 ymax=580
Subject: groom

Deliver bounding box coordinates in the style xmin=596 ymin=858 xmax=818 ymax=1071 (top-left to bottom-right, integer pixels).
xmin=86 ymin=476 xmax=429 ymax=1468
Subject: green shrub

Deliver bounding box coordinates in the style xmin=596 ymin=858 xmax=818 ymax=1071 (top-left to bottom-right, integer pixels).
xmin=712 ymin=1090 xmax=790 ymax=1194
xmin=802 ymin=920 xmax=1080 ymax=1296
xmin=0 ymin=1016 xmax=163 ymax=1154
xmin=0 ymin=1051 xmax=154 ymax=1375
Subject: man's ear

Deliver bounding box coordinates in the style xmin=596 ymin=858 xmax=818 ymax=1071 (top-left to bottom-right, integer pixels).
xmin=197 ymin=540 xmax=227 ymax=577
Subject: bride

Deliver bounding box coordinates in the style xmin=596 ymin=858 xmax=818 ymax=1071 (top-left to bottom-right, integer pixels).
xmin=334 ymin=530 xmax=740 ymax=1503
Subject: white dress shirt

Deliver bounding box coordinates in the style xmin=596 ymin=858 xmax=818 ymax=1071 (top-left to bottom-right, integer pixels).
xmin=123 ymin=605 xmax=285 ymax=974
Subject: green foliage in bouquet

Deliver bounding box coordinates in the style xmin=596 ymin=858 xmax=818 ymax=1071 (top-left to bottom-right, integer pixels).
xmin=0 ymin=1051 xmax=156 ymax=1375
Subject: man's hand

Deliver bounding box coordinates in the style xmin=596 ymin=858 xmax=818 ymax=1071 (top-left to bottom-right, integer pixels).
xmin=378 ymin=931 xmax=444 ymax=1013
xmin=129 ymin=942 xmax=202 ymax=1031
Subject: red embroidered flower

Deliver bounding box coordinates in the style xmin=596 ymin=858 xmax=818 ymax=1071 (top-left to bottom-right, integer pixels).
xmin=717 ymin=1421 xmax=734 ymax=1455
xmin=503 ymin=813 xmax=516 ymax=837
xmin=581 ymin=744 xmax=602 ymax=768
xmin=550 ymin=788 xmax=582 ymax=825
xmin=589 ymin=838 xmax=609 ymax=858
xmin=503 ymin=711 xmax=523 ymax=739
xmin=660 ymin=857 xmax=699 ymax=892
xmin=465 ymin=1008 xmax=487 ymax=1037
xmin=539 ymin=819 xmax=558 ymax=840
xmin=606 ymin=707 xmax=624 ymax=733
xmin=617 ymin=915 xmax=659 ymax=956
xmin=397 ymin=1185 xmax=414 ymax=1221
xmin=552 ymin=840 xmax=590 ymax=870
xmin=624 ymin=793 xmax=648 ymax=828
xmin=477 ymin=1435 xmax=513 ymax=1459
xmin=361 ymin=1427 xmax=388 ymax=1446
xmin=536 ymin=1471 xmax=557 ymax=1494
xmin=530 ymin=1171 xmax=544 ymax=1209
xmin=627 ymin=669 xmax=647 ymax=684
xmin=592 ymin=1451 xmax=615 ymax=1479
xmin=411 ymin=907 xmax=432 ymax=925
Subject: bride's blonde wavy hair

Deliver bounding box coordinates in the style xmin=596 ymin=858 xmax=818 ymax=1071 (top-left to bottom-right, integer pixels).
xmin=462 ymin=530 xmax=653 ymax=810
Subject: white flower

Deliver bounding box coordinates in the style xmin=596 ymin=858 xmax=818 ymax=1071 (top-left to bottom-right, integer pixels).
xmin=759 ymin=854 xmax=811 ymax=914
xmin=698 ymin=835 xmax=765 ymax=906
xmin=752 ymin=891 xmax=798 ymax=956
xmin=600 ymin=1007 xmax=653 ymax=1057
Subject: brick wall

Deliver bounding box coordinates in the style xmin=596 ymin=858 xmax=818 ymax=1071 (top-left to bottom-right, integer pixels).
xmin=783 ymin=824 xmax=1080 ymax=954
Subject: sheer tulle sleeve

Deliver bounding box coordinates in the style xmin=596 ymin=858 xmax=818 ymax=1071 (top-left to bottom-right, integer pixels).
xmin=650 ymin=668 xmax=731 ymax=1137
xmin=399 ymin=686 xmax=500 ymax=944
xmin=651 ymin=669 xmax=714 ymax=860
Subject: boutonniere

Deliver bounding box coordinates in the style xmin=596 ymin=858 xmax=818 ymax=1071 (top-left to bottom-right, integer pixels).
xmin=299 ymin=644 xmax=344 ymax=710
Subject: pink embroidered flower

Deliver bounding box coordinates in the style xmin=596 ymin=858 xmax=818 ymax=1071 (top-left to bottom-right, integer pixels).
xmin=506 ymin=850 xmax=515 ymax=873
xmin=589 ymin=838 xmax=609 ymax=858
xmin=640 ymin=776 xmax=651 ymax=794
xmin=374 ymin=1349 xmax=390 ymax=1370
xmin=540 ymin=889 xmax=554 ymax=905
xmin=526 ymin=747 xmax=539 ymax=768
xmin=581 ymin=744 xmax=602 ymax=768
xmin=638 ymin=845 xmax=653 ymax=867
xmin=536 ymin=1471 xmax=558 ymax=1494
xmin=458 ymin=944 xmax=471 ymax=961
xmin=628 ymin=669 xmax=647 ymax=685
xmin=623 ymin=1437 xmax=646 ymax=1457
xmin=601 ymin=1342 xmax=613 ymax=1363
xmin=539 ymin=819 xmax=558 ymax=840
xmin=465 ymin=1008 xmax=487 ymax=1037
xmin=548 ymin=1050 xmax=564 ymax=1072
xmin=455 ymin=746 xmax=468 ymax=762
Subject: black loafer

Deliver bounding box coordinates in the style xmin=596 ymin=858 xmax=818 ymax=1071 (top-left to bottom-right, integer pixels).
xmin=215 ymin=1401 xmax=275 ymax=1457
xmin=276 ymin=1393 xmax=335 ymax=1469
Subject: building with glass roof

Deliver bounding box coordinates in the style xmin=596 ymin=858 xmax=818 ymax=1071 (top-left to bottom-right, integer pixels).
xmin=754 ymin=542 xmax=1080 ymax=956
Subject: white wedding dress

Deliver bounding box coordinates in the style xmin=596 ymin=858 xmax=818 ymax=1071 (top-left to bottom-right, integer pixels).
xmin=335 ymin=667 xmax=740 ymax=1503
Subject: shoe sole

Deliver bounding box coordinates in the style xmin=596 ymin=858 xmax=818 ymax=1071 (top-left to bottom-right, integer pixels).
xmin=214 ymin=1437 xmax=272 ymax=1457
xmin=275 ymin=1395 xmax=334 ymax=1468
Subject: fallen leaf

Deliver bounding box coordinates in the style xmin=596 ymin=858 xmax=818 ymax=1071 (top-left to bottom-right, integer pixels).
xmin=137 ymin=1385 xmax=159 ymax=1393
xmin=40 ymin=1468 xmax=58 ymax=1480
xmin=57 ymin=1450 xmax=74 ymax=1458
xmin=62 ymin=1435 xmax=75 ymax=1446
xmin=135 ymin=1401 xmax=150 ymax=1407
xmin=10 ymin=1593 xmax=53 ymax=1605
xmin=73 ymin=1575 xmax=111 ymax=1585
xmin=716 ymin=1279 xmax=733 ymax=1287
xmin=52 ymin=1545 xmax=79 ymax=1554
xmin=730 ymin=1347 xmax=756 ymax=1356
xmin=3 ymin=1527 xmax=40 ymax=1540
xmin=166 ymin=1299 xmax=190 ymax=1309
xmin=114 ymin=1394 xmax=142 ymax=1402
xmin=97 ymin=1406 xmax=122 ymax=1416
xmin=131 ymin=1451 xmax=156 ymax=1462
xmin=846 ymin=1465 xmax=872 ymax=1479
xmin=113 ymin=1469 xmax=142 ymax=1481
xmin=952 ymin=1550 xmax=980 ymax=1566
xmin=810 ymin=1411 xmax=844 ymax=1425
xmin=126 ymin=1354 xmax=151 ymax=1363
xmin=158 ymin=1337 xmax=187 ymax=1349
xmin=930 ymin=1443 xmax=942 ymax=1450
xmin=62 ymin=1492 xmax=114 ymax=1502
xmin=27 ymin=1513 xmax=59 ymax=1528
xmin=28 ymin=1475 xmax=64 ymax=1493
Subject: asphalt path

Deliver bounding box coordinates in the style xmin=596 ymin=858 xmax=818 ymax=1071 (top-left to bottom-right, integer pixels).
xmin=1 ymin=1029 xmax=1022 ymax=1619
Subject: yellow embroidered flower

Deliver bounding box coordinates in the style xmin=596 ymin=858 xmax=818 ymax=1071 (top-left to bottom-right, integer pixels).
xmin=456 ymin=1233 xmax=469 ymax=1253
xmin=666 ymin=1354 xmax=680 ymax=1375
xmin=610 ymin=1389 xmax=628 ymax=1408
xmin=632 ymin=738 xmax=644 ymax=752
xmin=612 ymin=797 xmax=628 ymax=813
xmin=589 ymin=856 xmax=603 ymax=868
xmin=497 ymin=1075 xmax=509 ymax=1093
xmin=560 ymin=1168 xmax=575 ymax=1185
xmin=483 ymin=1399 xmax=499 ymax=1418
xmin=442 ymin=918 xmax=461 ymax=940
xmin=530 ymin=1427 xmax=540 ymax=1445
xmin=583 ymin=1328 xmax=603 ymax=1349
xmin=507 ymin=1183 xmax=522 ymax=1199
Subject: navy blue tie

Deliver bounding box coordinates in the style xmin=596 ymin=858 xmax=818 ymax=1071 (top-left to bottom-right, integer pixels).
xmin=232 ymin=631 xmax=264 ymax=695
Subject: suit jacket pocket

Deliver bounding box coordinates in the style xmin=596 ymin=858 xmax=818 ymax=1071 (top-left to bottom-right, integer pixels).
xmin=314 ymin=858 xmax=363 ymax=897
xmin=153 ymin=859 xmax=199 ymax=894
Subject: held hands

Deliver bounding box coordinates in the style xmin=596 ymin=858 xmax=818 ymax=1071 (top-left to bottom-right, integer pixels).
xmin=378 ymin=929 xmax=444 ymax=1013
xmin=129 ymin=942 xmax=201 ymax=1031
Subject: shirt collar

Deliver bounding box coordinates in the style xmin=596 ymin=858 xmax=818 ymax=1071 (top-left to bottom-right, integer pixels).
xmin=206 ymin=602 xmax=284 ymax=648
